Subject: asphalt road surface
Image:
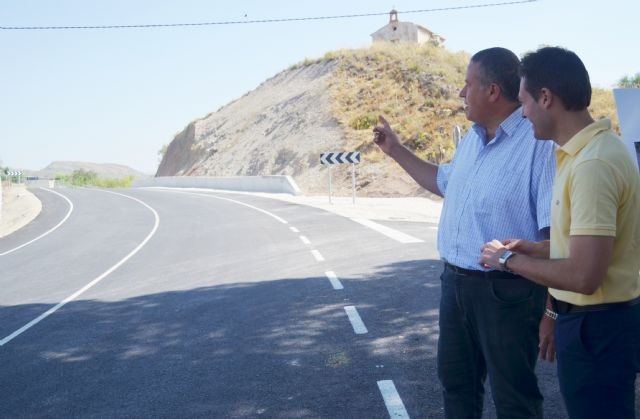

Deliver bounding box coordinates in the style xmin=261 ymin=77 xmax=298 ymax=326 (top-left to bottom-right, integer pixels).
xmin=1 ymin=187 xmax=637 ymax=418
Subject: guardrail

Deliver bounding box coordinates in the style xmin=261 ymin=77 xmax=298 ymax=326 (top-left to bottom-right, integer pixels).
xmin=132 ymin=175 xmax=302 ymax=195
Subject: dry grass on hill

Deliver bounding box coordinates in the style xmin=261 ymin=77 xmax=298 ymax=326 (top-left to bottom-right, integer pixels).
xmin=325 ymin=43 xmax=471 ymax=164
xmin=590 ymin=88 xmax=619 ymax=132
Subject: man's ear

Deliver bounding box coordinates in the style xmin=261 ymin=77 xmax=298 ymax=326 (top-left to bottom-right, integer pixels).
xmin=539 ymin=87 xmax=554 ymax=109
xmin=488 ymin=82 xmax=501 ymax=102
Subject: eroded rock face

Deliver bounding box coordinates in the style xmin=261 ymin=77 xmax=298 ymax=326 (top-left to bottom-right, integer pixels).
xmin=157 ymin=61 xmax=350 ymax=194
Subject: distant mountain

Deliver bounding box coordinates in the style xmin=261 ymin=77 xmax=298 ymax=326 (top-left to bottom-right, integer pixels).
xmin=29 ymin=161 xmax=150 ymax=179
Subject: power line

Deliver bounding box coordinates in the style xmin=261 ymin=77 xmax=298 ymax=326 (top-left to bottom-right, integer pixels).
xmin=1 ymin=1 xmax=536 ymax=31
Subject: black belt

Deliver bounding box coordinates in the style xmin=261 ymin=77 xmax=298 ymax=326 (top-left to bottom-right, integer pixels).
xmin=444 ymin=262 xmax=521 ymax=280
xmin=551 ymin=295 xmax=640 ymax=315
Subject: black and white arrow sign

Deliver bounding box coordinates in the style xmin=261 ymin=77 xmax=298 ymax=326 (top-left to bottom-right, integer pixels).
xmin=7 ymin=171 xmax=22 ymax=176
xmin=320 ymin=152 xmax=361 ymax=165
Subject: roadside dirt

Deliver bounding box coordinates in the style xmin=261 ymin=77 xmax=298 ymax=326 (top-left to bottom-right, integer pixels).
xmin=0 ymin=184 xmax=42 ymax=238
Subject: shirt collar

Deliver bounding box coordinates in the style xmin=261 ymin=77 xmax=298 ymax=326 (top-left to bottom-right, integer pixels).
xmin=471 ymin=106 xmax=524 ymax=144
xmin=559 ymin=118 xmax=612 ymax=157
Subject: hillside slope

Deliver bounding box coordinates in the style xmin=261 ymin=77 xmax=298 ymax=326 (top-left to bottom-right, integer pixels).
xmin=158 ymin=43 xmax=618 ymax=197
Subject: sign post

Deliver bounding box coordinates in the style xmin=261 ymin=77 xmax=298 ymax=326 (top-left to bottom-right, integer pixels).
xmin=320 ymin=151 xmax=361 ymax=204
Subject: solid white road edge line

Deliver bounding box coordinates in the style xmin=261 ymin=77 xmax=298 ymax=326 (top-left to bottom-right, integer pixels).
xmin=344 ymin=305 xmax=368 ymax=334
xmin=350 ymin=217 xmax=423 ymax=244
xmin=0 ymin=190 xmax=160 ymax=347
xmin=325 ymin=271 xmax=343 ymax=290
xmin=0 ymin=188 xmax=74 ymax=256
xmin=377 ymin=380 xmax=410 ymax=419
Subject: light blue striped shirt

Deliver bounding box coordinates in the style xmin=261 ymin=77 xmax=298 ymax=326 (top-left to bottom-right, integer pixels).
xmin=436 ymin=107 xmax=556 ymax=270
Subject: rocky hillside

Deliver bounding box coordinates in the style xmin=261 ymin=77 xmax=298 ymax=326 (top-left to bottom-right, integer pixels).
xmin=158 ymin=60 xmax=350 ymax=195
xmin=158 ymin=43 xmax=618 ymax=197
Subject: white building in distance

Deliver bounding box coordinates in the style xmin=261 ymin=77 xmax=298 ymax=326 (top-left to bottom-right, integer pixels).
xmin=371 ymin=10 xmax=445 ymax=46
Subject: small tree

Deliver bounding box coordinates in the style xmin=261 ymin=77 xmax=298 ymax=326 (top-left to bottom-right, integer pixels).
xmin=618 ymin=73 xmax=640 ymax=88
xmin=70 ymin=169 xmax=98 ymax=186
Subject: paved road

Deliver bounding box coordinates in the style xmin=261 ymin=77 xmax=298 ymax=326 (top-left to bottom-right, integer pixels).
xmin=1 ymin=187 xmax=636 ymax=418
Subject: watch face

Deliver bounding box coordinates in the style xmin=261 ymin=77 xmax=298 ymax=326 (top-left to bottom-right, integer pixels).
xmin=499 ymin=251 xmax=513 ymax=266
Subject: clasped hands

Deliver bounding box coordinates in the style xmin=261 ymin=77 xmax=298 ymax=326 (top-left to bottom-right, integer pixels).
xmin=480 ymin=239 xmax=512 ymax=270
xmin=480 ymin=238 xmax=548 ymax=270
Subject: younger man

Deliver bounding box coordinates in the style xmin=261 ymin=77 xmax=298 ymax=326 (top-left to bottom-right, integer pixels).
xmin=480 ymin=46 xmax=640 ymax=419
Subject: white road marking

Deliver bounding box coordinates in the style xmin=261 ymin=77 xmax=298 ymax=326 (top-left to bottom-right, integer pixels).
xmin=0 ymin=188 xmax=74 ymax=256
xmin=377 ymin=380 xmax=410 ymax=419
xmin=290 ymin=226 xmax=300 ymax=233
xmin=344 ymin=306 xmax=368 ymax=334
xmin=311 ymin=249 xmax=324 ymax=262
xmin=299 ymin=235 xmax=311 ymax=245
xmin=0 ymin=191 xmax=160 ymax=347
xmin=325 ymin=271 xmax=343 ymax=290
xmin=154 ymin=189 xmax=288 ymax=224
xmin=350 ymin=217 xmax=423 ymax=243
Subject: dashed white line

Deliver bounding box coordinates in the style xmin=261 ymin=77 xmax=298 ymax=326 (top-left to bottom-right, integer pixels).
xmin=377 ymin=380 xmax=410 ymax=419
xmin=311 ymin=249 xmax=324 ymax=262
xmin=325 ymin=271 xmax=343 ymax=290
xmin=0 ymin=191 xmax=160 ymax=347
xmin=350 ymin=217 xmax=423 ymax=243
xmin=0 ymin=188 xmax=74 ymax=256
xmin=290 ymin=226 xmax=300 ymax=233
xmin=344 ymin=306 xmax=368 ymax=334
xmin=299 ymin=235 xmax=311 ymax=245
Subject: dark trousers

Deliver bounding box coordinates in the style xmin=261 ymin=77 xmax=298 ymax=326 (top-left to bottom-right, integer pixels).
xmin=555 ymin=302 xmax=640 ymax=419
xmin=437 ymin=265 xmax=546 ymax=419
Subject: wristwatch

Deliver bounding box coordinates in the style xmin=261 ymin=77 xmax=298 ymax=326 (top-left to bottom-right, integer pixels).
xmin=498 ymin=250 xmax=516 ymax=272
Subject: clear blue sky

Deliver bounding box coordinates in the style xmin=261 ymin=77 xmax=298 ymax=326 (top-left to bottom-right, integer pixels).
xmin=2 ymin=0 xmax=638 ymax=174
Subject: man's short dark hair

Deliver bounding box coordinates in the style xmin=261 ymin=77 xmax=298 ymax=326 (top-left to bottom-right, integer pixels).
xmin=471 ymin=47 xmax=521 ymax=103
xmin=520 ymin=46 xmax=591 ymax=111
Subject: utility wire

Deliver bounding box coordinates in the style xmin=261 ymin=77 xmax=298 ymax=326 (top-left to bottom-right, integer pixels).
xmin=1 ymin=0 xmax=535 ymax=31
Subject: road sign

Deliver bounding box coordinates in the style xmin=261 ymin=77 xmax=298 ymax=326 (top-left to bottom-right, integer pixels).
xmin=7 ymin=171 xmax=22 ymax=176
xmin=320 ymin=152 xmax=361 ymax=203
xmin=320 ymin=152 xmax=361 ymax=165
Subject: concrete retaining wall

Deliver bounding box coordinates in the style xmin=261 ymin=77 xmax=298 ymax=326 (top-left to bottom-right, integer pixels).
xmin=132 ymin=175 xmax=301 ymax=195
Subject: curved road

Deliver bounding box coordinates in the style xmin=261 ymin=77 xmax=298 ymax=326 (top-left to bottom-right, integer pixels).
xmin=0 ymin=187 xmax=635 ymax=418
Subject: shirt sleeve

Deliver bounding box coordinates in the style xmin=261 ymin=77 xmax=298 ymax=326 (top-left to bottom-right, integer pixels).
xmin=436 ymin=163 xmax=451 ymax=196
xmin=569 ymin=159 xmax=619 ymax=236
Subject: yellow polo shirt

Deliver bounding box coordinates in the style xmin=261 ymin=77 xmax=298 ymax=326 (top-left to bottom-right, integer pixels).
xmin=549 ymin=118 xmax=640 ymax=305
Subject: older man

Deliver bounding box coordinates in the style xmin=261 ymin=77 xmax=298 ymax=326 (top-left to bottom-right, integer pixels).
xmin=374 ymin=47 xmax=556 ymax=418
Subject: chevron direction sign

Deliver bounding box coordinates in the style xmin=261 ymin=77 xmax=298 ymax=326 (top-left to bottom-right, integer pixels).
xmin=7 ymin=171 xmax=22 ymax=176
xmin=320 ymin=151 xmax=360 ymax=165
